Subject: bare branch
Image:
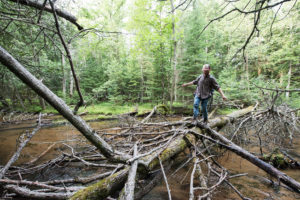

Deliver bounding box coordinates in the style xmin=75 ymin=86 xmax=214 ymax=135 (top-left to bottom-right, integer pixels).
xmin=49 ymin=0 xmax=84 ymax=115
xmin=7 ymin=0 xmax=83 ymax=30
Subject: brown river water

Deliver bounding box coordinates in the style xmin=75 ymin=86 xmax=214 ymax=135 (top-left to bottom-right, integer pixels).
xmin=0 ymin=115 xmax=299 ymax=200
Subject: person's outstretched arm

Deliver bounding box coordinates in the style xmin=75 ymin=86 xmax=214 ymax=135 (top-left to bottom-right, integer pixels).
xmin=181 ymin=81 xmax=194 ymax=87
xmin=217 ymin=88 xmax=227 ymax=100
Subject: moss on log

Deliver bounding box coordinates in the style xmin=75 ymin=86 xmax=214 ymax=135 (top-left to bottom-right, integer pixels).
xmin=69 ymin=167 xmax=129 ymax=200
xmin=69 ymin=106 xmax=255 ymax=200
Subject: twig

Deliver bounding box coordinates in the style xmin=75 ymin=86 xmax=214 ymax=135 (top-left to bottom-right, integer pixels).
xmin=26 ymin=143 xmax=56 ymax=165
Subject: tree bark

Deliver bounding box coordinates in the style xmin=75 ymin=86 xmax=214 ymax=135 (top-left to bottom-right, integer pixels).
xmin=118 ymin=143 xmax=138 ymax=200
xmin=245 ymin=51 xmax=250 ymax=91
xmin=170 ymin=0 xmax=178 ymax=108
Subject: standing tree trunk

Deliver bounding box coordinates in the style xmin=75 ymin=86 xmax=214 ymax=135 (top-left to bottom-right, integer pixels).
xmin=245 ymin=51 xmax=250 ymax=91
xmin=139 ymin=56 xmax=145 ymax=103
xmin=62 ymin=53 xmax=66 ymax=100
xmin=170 ymin=0 xmax=178 ymax=108
xmin=286 ymin=62 xmax=292 ymax=99
xmin=69 ymin=69 xmax=74 ymax=97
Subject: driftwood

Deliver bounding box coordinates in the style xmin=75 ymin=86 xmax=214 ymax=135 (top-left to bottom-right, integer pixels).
xmin=4 ymin=184 xmax=72 ymax=200
xmin=118 ymin=143 xmax=138 ymax=200
xmin=0 ymin=102 xmax=299 ymax=200
xmin=141 ymin=106 xmax=157 ymax=123
xmin=0 ymin=179 xmax=83 ymax=192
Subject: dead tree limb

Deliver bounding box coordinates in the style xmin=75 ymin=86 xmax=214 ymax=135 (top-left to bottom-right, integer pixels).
xmin=141 ymin=106 xmax=157 ymax=124
xmin=49 ymin=0 xmax=84 ymax=115
xmin=159 ymin=156 xmax=172 ymax=200
xmin=43 ymin=171 xmax=112 ymax=185
xmin=189 ymin=156 xmax=197 ymax=200
xmin=7 ymin=0 xmax=83 ymax=30
xmin=0 ymin=113 xmax=41 ymax=179
xmin=0 ymin=179 xmax=83 ymax=192
xmin=26 ymin=143 xmax=56 ymax=165
xmin=118 ymin=143 xmax=139 ymax=200
xmin=194 ymin=123 xmax=300 ymax=193
xmin=4 ymin=184 xmax=72 ymax=200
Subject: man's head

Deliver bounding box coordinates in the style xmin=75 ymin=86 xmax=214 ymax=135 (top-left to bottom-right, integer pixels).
xmin=202 ymin=64 xmax=210 ymax=76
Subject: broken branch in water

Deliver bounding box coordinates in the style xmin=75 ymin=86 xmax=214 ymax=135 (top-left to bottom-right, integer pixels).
xmin=0 ymin=113 xmax=42 ymax=179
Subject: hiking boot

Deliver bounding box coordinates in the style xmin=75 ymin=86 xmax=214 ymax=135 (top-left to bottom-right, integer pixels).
xmin=203 ymin=119 xmax=209 ymax=125
xmin=192 ymin=116 xmax=199 ymax=124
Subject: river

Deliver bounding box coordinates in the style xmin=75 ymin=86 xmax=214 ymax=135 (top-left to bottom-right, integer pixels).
xmin=0 ymin=115 xmax=299 ymax=199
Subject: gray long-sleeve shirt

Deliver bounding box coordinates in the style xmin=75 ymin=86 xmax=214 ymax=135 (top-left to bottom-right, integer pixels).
xmin=193 ymin=74 xmax=220 ymax=99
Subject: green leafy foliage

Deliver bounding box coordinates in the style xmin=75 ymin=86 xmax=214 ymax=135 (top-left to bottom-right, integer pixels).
xmin=0 ymin=0 xmax=299 ymax=113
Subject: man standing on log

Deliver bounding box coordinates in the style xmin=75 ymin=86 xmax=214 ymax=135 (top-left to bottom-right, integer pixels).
xmin=182 ymin=64 xmax=227 ymax=124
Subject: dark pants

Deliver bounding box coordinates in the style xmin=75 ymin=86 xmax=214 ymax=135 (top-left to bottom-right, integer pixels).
xmin=193 ymin=96 xmax=209 ymax=121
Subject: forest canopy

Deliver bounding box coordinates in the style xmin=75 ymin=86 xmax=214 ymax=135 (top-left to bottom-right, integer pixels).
xmin=0 ymin=0 xmax=299 ymax=112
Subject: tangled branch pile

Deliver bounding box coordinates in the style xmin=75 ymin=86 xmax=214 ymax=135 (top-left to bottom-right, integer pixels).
xmin=0 ymin=102 xmax=299 ymax=199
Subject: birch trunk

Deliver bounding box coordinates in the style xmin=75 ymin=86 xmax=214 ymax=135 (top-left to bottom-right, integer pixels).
xmin=286 ymin=63 xmax=292 ymax=99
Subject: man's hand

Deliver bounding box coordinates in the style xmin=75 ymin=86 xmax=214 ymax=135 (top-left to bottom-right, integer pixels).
xmin=222 ymin=95 xmax=227 ymax=101
xmin=182 ymin=82 xmax=193 ymax=87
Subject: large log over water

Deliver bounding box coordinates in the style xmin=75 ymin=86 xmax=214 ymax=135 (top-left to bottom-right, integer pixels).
xmin=0 ymin=45 xmax=130 ymax=162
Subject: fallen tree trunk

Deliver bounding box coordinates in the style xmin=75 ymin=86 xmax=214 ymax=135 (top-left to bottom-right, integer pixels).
xmin=69 ymin=167 xmax=129 ymax=200
xmin=69 ymin=107 xmax=254 ymax=200
xmin=193 ymin=123 xmax=300 ymax=193
xmin=0 ymin=45 xmax=130 ymax=162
